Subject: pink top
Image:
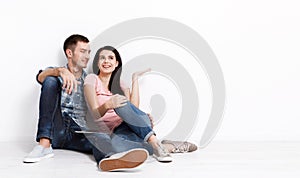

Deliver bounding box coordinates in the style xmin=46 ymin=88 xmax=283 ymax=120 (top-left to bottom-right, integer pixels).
xmin=84 ymin=74 xmax=127 ymax=133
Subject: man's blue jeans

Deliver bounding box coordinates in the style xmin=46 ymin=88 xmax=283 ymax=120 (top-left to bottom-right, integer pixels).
xmin=35 ymin=76 xmax=108 ymax=163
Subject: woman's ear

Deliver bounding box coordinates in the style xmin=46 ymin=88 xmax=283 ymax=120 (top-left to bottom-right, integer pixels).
xmin=115 ymin=61 xmax=119 ymax=67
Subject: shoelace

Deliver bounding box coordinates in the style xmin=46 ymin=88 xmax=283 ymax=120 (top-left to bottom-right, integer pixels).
xmin=157 ymin=142 xmax=171 ymax=156
xmin=173 ymin=141 xmax=190 ymax=153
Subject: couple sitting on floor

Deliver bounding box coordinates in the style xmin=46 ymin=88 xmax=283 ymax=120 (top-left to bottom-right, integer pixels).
xmin=23 ymin=34 xmax=197 ymax=171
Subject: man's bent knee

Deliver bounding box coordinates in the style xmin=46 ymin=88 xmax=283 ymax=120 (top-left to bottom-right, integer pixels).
xmin=42 ymin=76 xmax=61 ymax=89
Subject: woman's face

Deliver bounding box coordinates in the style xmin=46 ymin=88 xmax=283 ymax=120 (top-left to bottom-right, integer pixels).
xmin=98 ymin=49 xmax=119 ymax=74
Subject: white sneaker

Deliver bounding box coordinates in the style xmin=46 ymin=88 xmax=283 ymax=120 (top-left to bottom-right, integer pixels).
xmin=99 ymin=148 xmax=148 ymax=171
xmin=161 ymin=140 xmax=198 ymax=153
xmin=153 ymin=142 xmax=172 ymax=162
xmin=23 ymin=145 xmax=54 ymax=163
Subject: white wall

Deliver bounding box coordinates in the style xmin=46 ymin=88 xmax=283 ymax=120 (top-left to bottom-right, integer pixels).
xmin=1 ymin=0 xmax=299 ymax=142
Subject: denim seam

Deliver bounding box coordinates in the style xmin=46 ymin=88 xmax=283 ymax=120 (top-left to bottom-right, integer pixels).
xmin=49 ymin=95 xmax=60 ymax=142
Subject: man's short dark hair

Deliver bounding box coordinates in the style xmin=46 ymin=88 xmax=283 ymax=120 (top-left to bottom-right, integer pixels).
xmin=63 ymin=34 xmax=89 ymax=56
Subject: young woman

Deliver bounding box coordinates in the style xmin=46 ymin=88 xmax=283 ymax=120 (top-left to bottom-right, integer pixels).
xmin=84 ymin=46 xmax=172 ymax=162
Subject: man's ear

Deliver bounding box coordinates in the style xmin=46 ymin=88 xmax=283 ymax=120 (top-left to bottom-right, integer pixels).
xmin=66 ymin=49 xmax=73 ymax=58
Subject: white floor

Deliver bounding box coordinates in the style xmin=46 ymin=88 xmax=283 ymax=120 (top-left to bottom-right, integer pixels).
xmin=1 ymin=141 xmax=300 ymax=178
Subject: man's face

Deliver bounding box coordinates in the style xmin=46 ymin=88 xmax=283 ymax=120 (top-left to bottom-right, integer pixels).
xmin=70 ymin=41 xmax=91 ymax=69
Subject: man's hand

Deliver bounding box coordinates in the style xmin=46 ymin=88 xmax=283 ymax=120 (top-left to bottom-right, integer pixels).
xmin=58 ymin=68 xmax=78 ymax=94
xmin=106 ymin=94 xmax=127 ymax=109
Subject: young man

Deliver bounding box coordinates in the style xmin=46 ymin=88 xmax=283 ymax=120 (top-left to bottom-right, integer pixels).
xmin=23 ymin=34 xmax=148 ymax=171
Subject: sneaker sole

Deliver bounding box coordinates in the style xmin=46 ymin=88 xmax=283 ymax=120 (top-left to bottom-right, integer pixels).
xmin=23 ymin=153 xmax=54 ymax=163
xmin=153 ymin=155 xmax=173 ymax=162
xmin=99 ymin=149 xmax=148 ymax=171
